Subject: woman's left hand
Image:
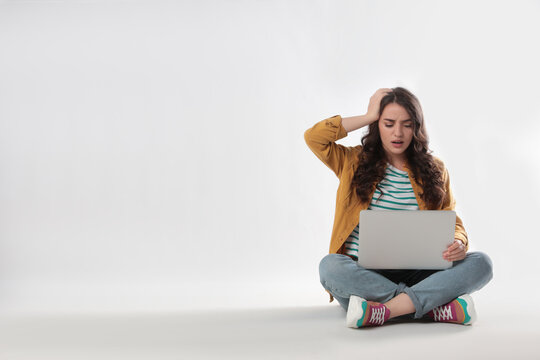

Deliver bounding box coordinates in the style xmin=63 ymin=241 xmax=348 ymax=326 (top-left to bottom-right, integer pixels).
xmin=443 ymin=240 xmax=467 ymax=262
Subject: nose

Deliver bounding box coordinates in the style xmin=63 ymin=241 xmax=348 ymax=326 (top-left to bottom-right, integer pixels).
xmin=394 ymin=125 xmax=403 ymax=137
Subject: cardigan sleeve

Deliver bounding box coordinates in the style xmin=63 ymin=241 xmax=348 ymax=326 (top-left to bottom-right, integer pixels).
xmin=304 ymin=115 xmax=353 ymax=178
xmin=439 ymin=164 xmax=469 ymax=251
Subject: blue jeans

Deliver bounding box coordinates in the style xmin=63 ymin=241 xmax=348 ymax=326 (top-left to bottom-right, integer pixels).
xmin=319 ymin=252 xmax=493 ymax=319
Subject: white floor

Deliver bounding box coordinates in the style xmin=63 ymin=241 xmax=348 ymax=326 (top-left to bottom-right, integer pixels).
xmin=0 ymin=302 xmax=538 ymax=360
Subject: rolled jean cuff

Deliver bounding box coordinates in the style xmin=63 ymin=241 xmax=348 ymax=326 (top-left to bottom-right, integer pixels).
xmin=395 ymin=281 xmax=407 ymax=295
xmin=402 ymin=287 xmax=424 ymax=319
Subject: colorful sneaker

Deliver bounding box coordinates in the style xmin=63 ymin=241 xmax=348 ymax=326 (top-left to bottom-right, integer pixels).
xmin=346 ymin=295 xmax=391 ymax=328
xmin=427 ymin=294 xmax=477 ymax=325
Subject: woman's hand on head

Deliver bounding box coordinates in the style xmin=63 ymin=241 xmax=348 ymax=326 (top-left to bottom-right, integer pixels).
xmin=365 ymin=88 xmax=393 ymax=124
xmin=443 ymin=240 xmax=467 ymax=262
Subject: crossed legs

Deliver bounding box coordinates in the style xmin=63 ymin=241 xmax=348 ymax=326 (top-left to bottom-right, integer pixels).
xmin=319 ymin=252 xmax=493 ymax=319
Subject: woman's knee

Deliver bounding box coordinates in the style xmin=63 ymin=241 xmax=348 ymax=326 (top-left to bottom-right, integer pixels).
xmin=319 ymin=253 xmax=348 ymax=282
xmin=468 ymin=251 xmax=494 ymax=282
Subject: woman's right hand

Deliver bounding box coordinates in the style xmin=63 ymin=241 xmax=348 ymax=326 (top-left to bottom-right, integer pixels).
xmin=365 ymin=88 xmax=393 ymax=124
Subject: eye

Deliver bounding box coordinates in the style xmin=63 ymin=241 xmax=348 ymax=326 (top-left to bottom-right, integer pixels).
xmin=385 ymin=124 xmax=393 ymax=127
xmin=405 ymin=125 xmax=412 ymax=128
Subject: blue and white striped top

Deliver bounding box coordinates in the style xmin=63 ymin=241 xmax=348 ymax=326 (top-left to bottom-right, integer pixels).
xmin=344 ymin=163 xmax=419 ymax=259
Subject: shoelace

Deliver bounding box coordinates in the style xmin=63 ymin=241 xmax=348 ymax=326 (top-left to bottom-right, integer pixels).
xmin=433 ymin=304 xmax=453 ymax=321
xmin=369 ymin=306 xmax=386 ymax=325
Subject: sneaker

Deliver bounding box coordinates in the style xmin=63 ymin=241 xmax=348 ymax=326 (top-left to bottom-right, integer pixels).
xmin=427 ymin=294 xmax=477 ymax=325
xmin=346 ymin=295 xmax=391 ymax=328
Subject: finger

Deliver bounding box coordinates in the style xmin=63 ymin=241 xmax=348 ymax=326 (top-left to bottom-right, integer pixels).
xmin=443 ymin=247 xmax=465 ymax=261
xmin=444 ymin=253 xmax=457 ymax=261
xmin=446 ymin=253 xmax=464 ymax=262
xmin=446 ymin=250 xmax=465 ymax=260
xmin=448 ymin=248 xmax=466 ymax=259
xmin=443 ymin=253 xmax=456 ymax=262
xmin=376 ymin=88 xmax=392 ymax=96
xmin=443 ymin=250 xmax=454 ymax=259
xmin=447 ymin=253 xmax=466 ymax=262
xmin=452 ymin=240 xmax=465 ymax=249
xmin=447 ymin=245 xmax=465 ymax=256
xmin=445 ymin=242 xmax=460 ymax=252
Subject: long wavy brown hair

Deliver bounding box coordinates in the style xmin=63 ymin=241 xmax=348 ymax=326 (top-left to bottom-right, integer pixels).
xmin=351 ymin=87 xmax=446 ymax=209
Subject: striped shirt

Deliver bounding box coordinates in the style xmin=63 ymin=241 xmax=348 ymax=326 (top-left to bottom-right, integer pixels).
xmin=344 ymin=163 xmax=419 ymax=259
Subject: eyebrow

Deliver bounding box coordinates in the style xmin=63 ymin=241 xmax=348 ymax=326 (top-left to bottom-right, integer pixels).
xmin=383 ymin=119 xmax=412 ymax=123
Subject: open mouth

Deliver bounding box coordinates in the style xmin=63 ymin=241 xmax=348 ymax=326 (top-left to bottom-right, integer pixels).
xmin=391 ymin=141 xmax=403 ymax=144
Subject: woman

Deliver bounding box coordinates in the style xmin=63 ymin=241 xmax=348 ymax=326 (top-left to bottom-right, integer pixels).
xmin=304 ymin=87 xmax=493 ymax=328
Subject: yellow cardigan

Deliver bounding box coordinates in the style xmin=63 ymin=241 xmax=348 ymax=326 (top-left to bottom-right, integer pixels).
xmin=304 ymin=115 xmax=469 ymax=302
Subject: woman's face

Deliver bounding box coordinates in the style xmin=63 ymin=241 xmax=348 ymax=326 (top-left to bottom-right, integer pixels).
xmin=378 ymin=103 xmax=414 ymax=160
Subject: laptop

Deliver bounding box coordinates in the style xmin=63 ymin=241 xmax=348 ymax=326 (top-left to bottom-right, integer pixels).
xmin=356 ymin=210 xmax=456 ymax=270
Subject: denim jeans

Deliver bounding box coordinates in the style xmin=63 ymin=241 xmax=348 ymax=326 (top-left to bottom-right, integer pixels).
xmin=319 ymin=251 xmax=493 ymax=319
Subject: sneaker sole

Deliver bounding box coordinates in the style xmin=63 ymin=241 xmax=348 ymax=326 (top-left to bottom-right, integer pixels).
xmin=346 ymin=295 xmax=366 ymax=328
xmin=458 ymin=294 xmax=477 ymax=325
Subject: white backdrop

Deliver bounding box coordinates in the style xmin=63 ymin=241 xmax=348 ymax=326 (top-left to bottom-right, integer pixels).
xmin=0 ymin=0 xmax=538 ymax=315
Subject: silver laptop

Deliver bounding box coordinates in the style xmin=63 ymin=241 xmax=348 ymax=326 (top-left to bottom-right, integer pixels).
xmin=356 ymin=210 xmax=456 ymax=270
